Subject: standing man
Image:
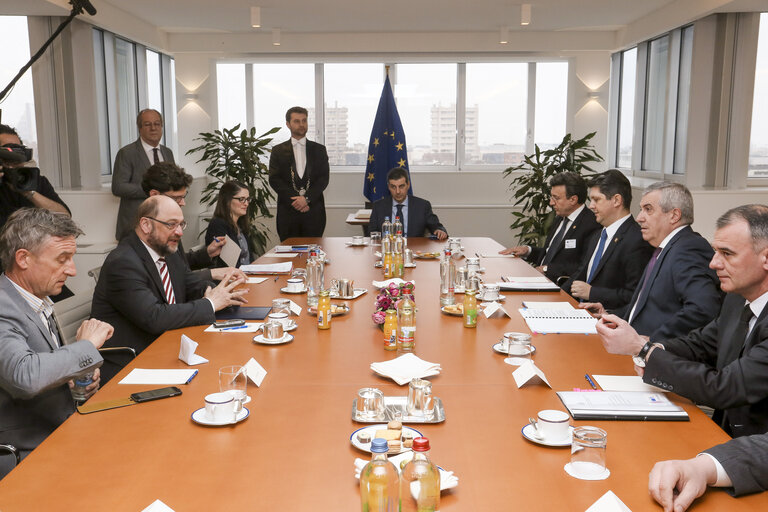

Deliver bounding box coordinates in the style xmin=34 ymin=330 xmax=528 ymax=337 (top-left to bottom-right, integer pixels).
xmin=268 ymin=106 xmax=330 ymax=241
xmin=112 ymin=109 xmax=174 ymax=241
xmin=368 ymin=167 xmax=448 ymax=239
xmin=581 ymin=182 xmax=722 ymax=340
xmin=562 ymin=169 xmax=653 ymax=310
xmin=500 ymin=171 xmax=600 ymax=282
xmin=597 ymin=205 xmax=768 ymax=438
xmin=0 ymin=208 xmax=112 ymax=478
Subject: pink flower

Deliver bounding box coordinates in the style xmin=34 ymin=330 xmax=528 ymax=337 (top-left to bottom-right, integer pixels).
xmin=390 ymin=287 xmax=400 ymax=297
xmin=372 ymin=310 xmax=386 ymax=324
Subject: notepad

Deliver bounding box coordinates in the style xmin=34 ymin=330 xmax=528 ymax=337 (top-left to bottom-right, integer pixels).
xmin=519 ymin=308 xmax=597 ymax=334
xmin=240 ymin=262 xmax=293 ymax=274
xmin=522 ymin=301 xmax=574 ymax=310
xmin=119 ymin=368 xmax=198 ymax=385
xmin=556 ymin=391 xmax=688 ymax=421
xmin=592 ymin=375 xmax=669 ymax=393
xmin=500 ymin=276 xmax=560 ymax=291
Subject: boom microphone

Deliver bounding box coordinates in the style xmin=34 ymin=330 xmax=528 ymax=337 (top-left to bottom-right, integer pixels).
xmin=70 ymin=0 xmax=97 ymax=16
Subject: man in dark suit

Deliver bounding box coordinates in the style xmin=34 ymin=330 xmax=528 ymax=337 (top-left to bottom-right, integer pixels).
xmin=582 ymin=182 xmax=722 ymax=340
xmin=112 ymin=109 xmax=175 ymax=241
xmin=562 ymin=169 xmax=654 ymax=310
xmin=268 ymin=106 xmax=330 ymax=241
xmin=91 ymin=196 xmax=247 ymax=383
xmin=500 ymin=171 xmax=599 ymax=282
xmin=368 ymin=167 xmax=448 ymax=239
xmin=0 ymin=208 xmax=112 ymax=478
xmin=598 ymin=204 xmax=768 ymax=438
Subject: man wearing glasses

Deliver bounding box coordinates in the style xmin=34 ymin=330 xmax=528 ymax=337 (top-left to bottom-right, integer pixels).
xmin=91 ymin=195 xmax=247 ymax=383
xmin=112 ymin=109 xmax=175 ymax=241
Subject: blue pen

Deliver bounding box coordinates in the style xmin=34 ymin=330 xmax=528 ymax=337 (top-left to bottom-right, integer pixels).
xmin=185 ymin=370 xmax=199 ymax=384
xmin=584 ymin=373 xmax=598 ymax=390
xmin=221 ymin=324 xmax=249 ymax=331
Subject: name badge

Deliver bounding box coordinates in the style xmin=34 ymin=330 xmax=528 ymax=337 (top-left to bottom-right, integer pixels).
xmin=564 ymin=239 xmax=576 ymax=249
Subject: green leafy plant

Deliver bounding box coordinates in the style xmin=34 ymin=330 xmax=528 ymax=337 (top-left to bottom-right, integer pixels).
xmin=187 ymin=124 xmax=280 ymax=256
xmin=503 ymin=132 xmax=603 ymax=246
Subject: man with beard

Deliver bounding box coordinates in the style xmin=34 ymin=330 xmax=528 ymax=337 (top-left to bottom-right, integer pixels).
xmin=91 ymin=196 xmax=247 ymax=383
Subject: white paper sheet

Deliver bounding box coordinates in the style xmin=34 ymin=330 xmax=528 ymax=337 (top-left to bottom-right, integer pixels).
xmin=519 ymin=308 xmax=597 ymax=334
xmin=178 ymin=334 xmax=208 ymax=365
xmin=262 ymin=252 xmax=299 ymax=258
xmin=141 ymin=499 xmax=176 ymax=512
xmin=288 ymin=300 xmax=302 ymax=315
xmin=482 ymin=302 xmax=511 ymax=318
xmin=246 ymin=277 xmax=268 ymax=284
xmin=118 ymin=368 xmax=198 ymax=385
xmin=241 ymin=262 xmax=293 ymax=274
xmin=479 ymin=253 xmax=516 ymax=258
xmin=592 ymin=375 xmax=669 ymax=393
xmin=522 ymin=301 xmax=574 ymax=310
xmin=218 ymin=234 xmax=241 ymax=268
xmin=244 ymin=357 xmax=267 ymax=387
xmin=203 ymin=322 xmax=262 ymax=333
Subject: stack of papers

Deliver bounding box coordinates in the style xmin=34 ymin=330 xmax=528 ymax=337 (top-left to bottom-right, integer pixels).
xmin=355 ymin=209 xmax=372 ymax=220
xmin=522 ymin=301 xmax=574 ymax=310
xmin=556 ymin=391 xmax=688 ymax=420
xmin=370 ymin=353 xmax=441 ymax=385
xmin=500 ymin=276 xmax=560 ymax=291
xmin=519 ymin=308 xmax=597 ymax=334
xmin=240 ymin=262 xmax=293 ymax=274
xmin=118 ymin=368 xmax=198 ymax=385
xmin=354 ymin=452 xmax=458 ymax=490
xmin=274 ymin=245 xmax=309 ymax=253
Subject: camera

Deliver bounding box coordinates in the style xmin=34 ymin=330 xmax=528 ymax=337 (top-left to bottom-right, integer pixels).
xmin=0 ymin=143 xmax=40 ymax=192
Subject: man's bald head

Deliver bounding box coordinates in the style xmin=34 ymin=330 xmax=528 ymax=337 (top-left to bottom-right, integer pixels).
xmin=136 ymin=195 xmax=185 ymax=257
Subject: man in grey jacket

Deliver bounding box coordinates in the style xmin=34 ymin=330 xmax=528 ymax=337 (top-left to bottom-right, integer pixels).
xmin=0 ymin=208 xmax=112 ymax=479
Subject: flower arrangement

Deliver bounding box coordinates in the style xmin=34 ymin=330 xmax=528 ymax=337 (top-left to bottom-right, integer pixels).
xmin=372 ymin=281 xmax=416 ymax=325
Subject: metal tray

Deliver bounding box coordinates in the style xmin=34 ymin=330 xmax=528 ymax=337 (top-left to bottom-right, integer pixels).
xmin=330 ymin=288 xmax=368 ymax=300
xmin=352 ymin=396 xmax=446 ymax=424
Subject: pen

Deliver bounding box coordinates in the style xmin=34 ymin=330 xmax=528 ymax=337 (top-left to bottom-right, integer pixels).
xmin=213 ymin=237 xmax=221 ymax=243
xmin=221 ymin=325 xmax=250 ymax=331
xmin=274 ymin=276 xmax=279 ymax=282
xmin=584 ymin=373 xmax=598 ymax=390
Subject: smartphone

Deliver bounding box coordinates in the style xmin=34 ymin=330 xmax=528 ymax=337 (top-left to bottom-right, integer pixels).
xmin=130 ymin=386 xmax=182 ymax=403
xmin=213 ymin=319 xmax=246 ymax=328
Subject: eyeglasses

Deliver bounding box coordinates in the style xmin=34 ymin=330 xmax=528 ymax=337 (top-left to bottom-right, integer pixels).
xmin=145 ymin=217 xmax=187 ymax=231
xmin=164 ymin=192 xmax=188 ymax=204
xmin=233 ymin=196 xmax=252 ymax=204
xmin=141 ymin=122 xmax=163 ymax=129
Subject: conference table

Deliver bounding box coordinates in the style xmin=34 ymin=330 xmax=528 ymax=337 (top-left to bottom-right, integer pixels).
xmin=1 ymin=237 xmax=766 ymax=511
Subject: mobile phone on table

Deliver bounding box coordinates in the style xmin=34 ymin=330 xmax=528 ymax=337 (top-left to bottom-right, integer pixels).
xmin=130 ymin=386 xmax=182 ymax=403
xmin=213 ymin=319 xmax=246 ymax=328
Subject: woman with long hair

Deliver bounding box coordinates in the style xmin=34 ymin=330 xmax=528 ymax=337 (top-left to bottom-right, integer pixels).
xmin=205 ymin=180 xmax=254 ymax=267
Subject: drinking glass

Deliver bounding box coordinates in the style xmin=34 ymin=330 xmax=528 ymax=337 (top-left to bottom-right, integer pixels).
xmin=271 ymin=298 xmax=291 ymax=316
xmin=504 ymin=332 xmax=533 ymax=366
xmin=219 ymin=365 xmax=248 ymax=405
xmin=569 ymin=427 xmax=607 ymax=479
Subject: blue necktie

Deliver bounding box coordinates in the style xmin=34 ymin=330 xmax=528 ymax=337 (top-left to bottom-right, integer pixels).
xmin=396 ymin=204 xmax=404 ymax=234
xmin=587 ymin=229 xmax=608 ymax=283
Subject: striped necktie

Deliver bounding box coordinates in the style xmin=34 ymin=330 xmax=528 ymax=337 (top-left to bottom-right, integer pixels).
xmin=158 ymin=258 xmax=176 ymax=304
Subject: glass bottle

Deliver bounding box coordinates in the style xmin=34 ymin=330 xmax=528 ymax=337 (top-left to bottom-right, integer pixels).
xmin=393 ymin=224 xmax=404 ymax=279
xmin=360 ymin=438 xmax=399 ymax=512
xmin=400 ymin=437 xmax=440 ymax=512
xmin=317 ymin=290 xmax=331 ymax=329
xmin=306 ymin=250 xmax=324 ymax=307
xmin=397 ymin=295 xmax=416 ymax=352
xmin=383 ymin=309 xmax=398 ymax=351
xmin=463 ymin=289 xmax=477 ymax=328
xmin=439 ymin=248 xmax=455 ymax=306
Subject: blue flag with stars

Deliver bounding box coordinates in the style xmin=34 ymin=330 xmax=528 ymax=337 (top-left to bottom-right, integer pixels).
xmin=363 ymin=75 xmax=411 ymax=202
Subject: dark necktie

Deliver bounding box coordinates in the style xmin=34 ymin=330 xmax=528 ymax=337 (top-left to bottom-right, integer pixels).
xmin=396 ymin=203 xmax=404 ymax=233
xmin=737 ymin=303 xmax=755 ymax=355
xmin=637 ymin=246 xmax=662 ymax=295
xmin=541 ymin=217 xmax=569 ymax=266
xmin=587 ymin=229 xmax=608 ymax=283
xmin=153 ymin=147 xmax=160 ymax=164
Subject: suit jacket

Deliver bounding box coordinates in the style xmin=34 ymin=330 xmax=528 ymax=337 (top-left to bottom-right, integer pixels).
xmin=562 ymin=216 xmax=653 ymax=310
xmin=526 ymin=207 xmax=600 ymax=282
xmin=368 ymin=196 xmax=447 ymax=238
xmin=705 ymin=432 xmax=768 ymax=496
xmin=90 ymin=232 xmax=214 ymax=356
xmin=111 ymin=139 xmax=175 ymax=240
xmin=644 ymin=293 xmax=768 ymax=437
xmin=615 ymin=226 xmax=722 ymax=340
xmin=204 ymin=216 xmax=255 ymax=268
xmin=0 ymin=276 xmax=102 ymax=464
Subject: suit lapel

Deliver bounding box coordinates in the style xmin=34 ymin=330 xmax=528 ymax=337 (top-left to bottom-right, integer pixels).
xmin=136 ymin=140 xmax=151 ymax=169
xmin=591 ymin=219 xmax=632 ymax=279
xmin=631 ymin=227 xmax=689 ymax=317
xmin=1 ymin=279 xmax=58 ymax=350
xmin=129 ymin=234 xmax=167 ymax=301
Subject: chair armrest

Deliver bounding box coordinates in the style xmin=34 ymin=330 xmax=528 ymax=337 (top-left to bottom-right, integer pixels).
xmin=98 ymin=347 xmax=137 ymax=360
xmin=0 ymin=444 xmax=20 ymax=466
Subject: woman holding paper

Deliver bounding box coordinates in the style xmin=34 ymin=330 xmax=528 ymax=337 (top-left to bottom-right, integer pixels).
xmin=205 ymin=180 xmax=255 ymax=268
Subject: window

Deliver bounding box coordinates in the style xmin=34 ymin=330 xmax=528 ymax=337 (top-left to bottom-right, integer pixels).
xmin=749 ymin=13 xmax=768 ymax=178
xmin=534 ymin=62 xmax=568 ymax=150
xmin=465 ymin=63 xmax=527 ymax=165
xmin=674 ymin=26 xmax=694 ymax=173
xmin=146 ymin=49 xmax=163 ymax=113
xmin=0 ymin=16 xmax=37 ymax=158
xmin=216 ymin=63 xmax=247 ymax=131
xmin=642 ymin=35 xmax=670 ymax=172
xmin=252 ymin=63 xmax=314 ymax=144
xmin=616 ymin=48 xmax=637 ymax=168
xmin=114 ymin=38 xmax=139 ymax=149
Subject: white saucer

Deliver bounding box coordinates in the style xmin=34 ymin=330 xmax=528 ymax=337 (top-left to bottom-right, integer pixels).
xmin=404 ymin=263 xmax=416 ymax=268
xmin=521 ymin=424 xmax=573 ymax=447
xmin=253 ymin=333 xmax=295 ymax=345
xmin=346 ymin=241 xmax=369 ymax=247
xmin=479 ymin=294 xmax=506 ymax=302
xmin=493 ymin=342 xmax=537 ymax=356
xmin=191 ymin=407 xmax=249 ymax=426
xmin=564 ymin=462 xmax=610 ymax=480
xmin=280 ymin=286 xmax=307 ymax=294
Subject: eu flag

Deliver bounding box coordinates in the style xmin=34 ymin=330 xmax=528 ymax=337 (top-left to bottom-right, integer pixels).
xmin=363 ymin=75 xmax=411 ymax=202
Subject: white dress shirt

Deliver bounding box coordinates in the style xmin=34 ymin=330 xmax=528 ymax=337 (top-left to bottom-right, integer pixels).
xmin=292 ymin=137 xmax=307 ymax=178
xmin=585 ymin=213 xmax=632 ymax=275
xmin=140 ymin=139 xmax=164 ymax=164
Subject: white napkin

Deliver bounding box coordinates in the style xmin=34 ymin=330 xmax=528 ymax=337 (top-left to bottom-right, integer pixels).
xmin=372 ymin=278 xmax=415 ymax=289
xmin=370 ymin=353 xmax=441 ymax=386
xmin=244 ymin=357 xmax=267 ymax=387
xmin=179 ymin=334 xmax=208 ymax=365
xmin=586 ymin=491 xmax=632 ymax=512
xmin=141 ymin=499 xmax=176 ymax=512
xmin=353 ymin=453 xmax=458 ymax=491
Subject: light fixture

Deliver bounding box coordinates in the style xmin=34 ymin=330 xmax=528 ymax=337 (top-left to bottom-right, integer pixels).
xmin=588 ymin=91 xmax=600 ymax=100
xmin=521 ymin=4 xmax=531 ymax=26
xmin=272 ymin=28 xmax=281 ymax=46
xmin=499 ymin=26 xmax=509 ymax=44
xmin=183 ymin=93 xmax=198 ymax=102
xmin=250 ymin=7 xmax=261 ymax=28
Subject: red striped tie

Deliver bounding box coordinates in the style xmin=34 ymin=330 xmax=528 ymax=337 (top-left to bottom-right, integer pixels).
xmin=158 ymin=258 xmax=176 ymax=304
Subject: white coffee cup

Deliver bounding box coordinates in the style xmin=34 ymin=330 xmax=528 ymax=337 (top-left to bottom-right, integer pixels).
xmin=352 ymin=235 xmax=364 ymax=244
xmin=286 ymin=278 xmax=304 ymax=292
xmin=530 ymin=409 xmax=570 ymax=441
xmin=268 ymin=312 xmax=293 ymax=329
xmin=204 ymin=392 xmax=236 ymax=422
xmin=482 ymin=283 xmax=500 ymax=301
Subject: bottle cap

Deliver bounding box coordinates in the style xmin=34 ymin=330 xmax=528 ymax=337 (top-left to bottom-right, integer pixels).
xmin=370 ymin=438 xmax=389 ymax=453
xmin=412 ymin=437 xmax=430 ymax=452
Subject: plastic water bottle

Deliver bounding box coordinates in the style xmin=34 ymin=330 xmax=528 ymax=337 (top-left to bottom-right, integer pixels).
xmin=392 ymin=216 xmax=403 ymax=238
xmin=70 ymin=371 xmax=93 ymax=403
xmin=359 ymin=438 xmax=399 ymax=512
xmin=306 ymin=250 xmax=323 ymax=307
xmin=400 ymin=437 xmax=440 ymax=512
xmin=439 ymin=248 xmax=455 ymax=306
xmin=382 ymin=216 xmax=392 ymax=241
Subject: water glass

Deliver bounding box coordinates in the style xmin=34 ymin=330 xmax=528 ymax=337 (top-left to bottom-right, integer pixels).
xmin=504 ymin=332 xmax=533 ymax=366
xmin=219 ymin=365 xmax=247 ymax=405
xmin=271 ymin=298 xmax=291 ymax=316
xmin=570 ymin=427 xmax=607 ymax=478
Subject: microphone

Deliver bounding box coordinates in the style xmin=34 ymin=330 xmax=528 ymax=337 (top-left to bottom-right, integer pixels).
xmin=70 ymin=0 xmax=97 ymax=16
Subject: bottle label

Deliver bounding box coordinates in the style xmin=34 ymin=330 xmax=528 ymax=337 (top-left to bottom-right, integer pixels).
xmin=318 ymin=311 xmax=324 ymax=324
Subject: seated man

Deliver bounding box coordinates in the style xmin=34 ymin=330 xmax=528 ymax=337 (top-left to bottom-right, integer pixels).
xmin=581 ymin=182 xmax=722 ymax=340
xmin=141 ymin=162 xmax=245 ymax=282
xmin=500 ymin=171 xmax=600 ymax=282
xmin=597 ymin=205 xmax=768 ymax=438
xmin=649 ymin=432 xmax=768 ymax=511
xmin=0 ymin=208 xmax=113 ymax=479
xmin=562 ymin=169 xmax=654 ymax=310
xmin=368 ymin=167 xmax=448 ymax=240
xmin=91 ymin=196 xmax=247 ymax=383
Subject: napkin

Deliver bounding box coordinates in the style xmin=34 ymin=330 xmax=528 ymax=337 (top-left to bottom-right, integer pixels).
xmin=244 ymin=357 xmax=267 ymax=387
xmin=370 ymin=353 xmax=441 ymax=386
xmin=179 ymin=334 xmax=208 ymax=365
xmin=372 ymin=278 xmax=416 ymax=289
xmin=585 ymin=491 xmax=632 ymax=512
xmin=353 ymin=453 xmax=458 ymax=491
xmin=141 ymin=499 xmax=176 ymax=512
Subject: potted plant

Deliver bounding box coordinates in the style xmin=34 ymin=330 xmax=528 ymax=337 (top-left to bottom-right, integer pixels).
xmin=187 ymin=124 xmax=280 ymax=256
xmin=503 ymin=132 xmax=603 ymax=246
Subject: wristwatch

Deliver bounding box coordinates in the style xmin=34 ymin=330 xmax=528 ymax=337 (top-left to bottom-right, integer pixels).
xmin=633 ymin=340 xmax=662 ymax=368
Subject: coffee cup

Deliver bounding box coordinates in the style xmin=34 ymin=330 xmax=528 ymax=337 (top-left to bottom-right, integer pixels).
xmin=352 ymin=235 xmax=364 ymax=245
xmin=286 ymin=278 xmax=304 ymax=292
xmin=481 ymin=283 xmax=500 ymax=301
xmin=263 ymin=319 xmax=284 ymax=340
xmin=406 ymin=378 xmax=434 ymax=418
xmin=357 ymin=387 xmax=384 ymax=418
xmin=204 ymin=392 xmax=236 ymax=422
xmin=267 ymin=312 xmax=293 ymax=329
xmin=530 ymin=409 xmax=570 ymax=441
